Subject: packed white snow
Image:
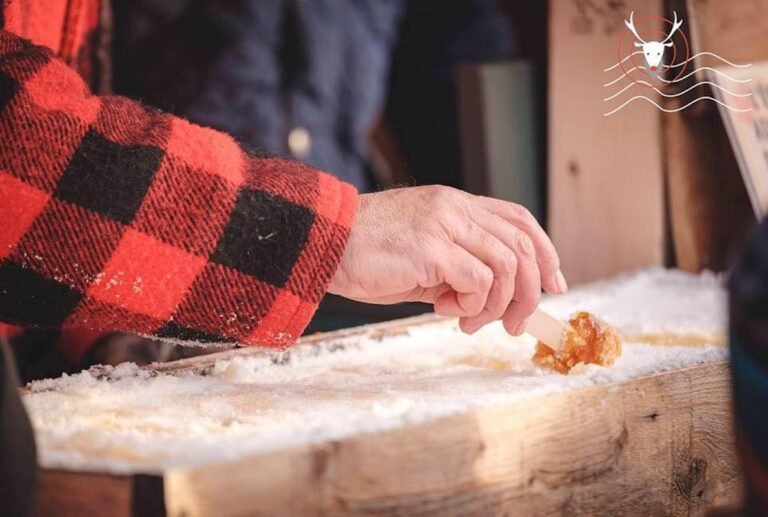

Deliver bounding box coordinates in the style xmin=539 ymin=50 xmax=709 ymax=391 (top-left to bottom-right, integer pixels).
xmin=22 ymin=268 xmax=728 ymax=474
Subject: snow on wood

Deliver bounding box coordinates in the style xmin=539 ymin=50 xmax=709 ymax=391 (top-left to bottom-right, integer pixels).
xmin=23 ymin=268 xmax=728 ymax=475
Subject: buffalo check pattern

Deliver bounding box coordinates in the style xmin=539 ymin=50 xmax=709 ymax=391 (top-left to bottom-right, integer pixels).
xmin=0 ymin=30 xmax=356 ymax=347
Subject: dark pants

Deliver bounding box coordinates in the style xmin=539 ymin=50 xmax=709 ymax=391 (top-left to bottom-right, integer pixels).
xmin=0 ymin=336 xmax=37 ymax=516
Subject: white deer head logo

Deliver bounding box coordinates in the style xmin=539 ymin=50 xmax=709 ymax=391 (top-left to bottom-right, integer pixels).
xmin=624 ymin=11 xmax=683 ymax=72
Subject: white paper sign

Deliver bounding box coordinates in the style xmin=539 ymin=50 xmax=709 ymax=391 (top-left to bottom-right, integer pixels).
xmin=709 ymin=62 xmax=768 ymax=218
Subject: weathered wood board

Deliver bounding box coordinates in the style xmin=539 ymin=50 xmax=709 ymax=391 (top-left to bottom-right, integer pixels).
xmin=662 ymin=0 xmax=763 ymax=272
xmin=28 ymin=270 xmax=740 ymax=516
xmin=684 ymin=0 xmax=768 ymax=71
xmin=548 ymin=0 xmax=666 ymax=284
xmin=34 ymin=359 xmax=739 ymax=516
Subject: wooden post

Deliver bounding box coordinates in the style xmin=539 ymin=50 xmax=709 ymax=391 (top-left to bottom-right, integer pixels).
xmin=549 ymin=0 xmax=666 ymax=284
xmin=662 ymin=0 xmax=765 ymax=272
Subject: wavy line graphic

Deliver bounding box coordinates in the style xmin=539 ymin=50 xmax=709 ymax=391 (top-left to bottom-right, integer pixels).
xmin=604 ymin=51 xmax=752 ymax=73
xmin=656 ymin=67 xmax=752 ymax=84
xmin=602 ymin=22 xmax=752 ymax=116
xmin=603 ymin=51 xmax=643 ymax=72
xmin=603 ymin=95 xmax=752 ymax=117
xmin=663 ymin=52 xmax=752 ymax=69
xmin=603 ymin=66 xmax=751 ymax=88
xmin=603 ymin=80 xmax=753 ymax=102
xmin=603 ymin=66 xmax=646 ymax=87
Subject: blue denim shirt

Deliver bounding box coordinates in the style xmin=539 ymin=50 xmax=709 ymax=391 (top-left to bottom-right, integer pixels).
xmin=113 ymin=0 xmax=403 ymax=191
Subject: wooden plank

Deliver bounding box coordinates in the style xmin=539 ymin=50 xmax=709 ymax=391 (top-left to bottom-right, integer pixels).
xmin=31 ymin=287 xmax=739 ymax=517
xmin=709 ymin=63 xmax=768 ymax=218
xmin=35 ymin=470 xmax=133 ymax=517
xmin=662 ymin=0 xmax=761 ymax=272
xmin=664 ymin=106 xmax=754 ymax=272
xmin=163 ymin=361 xmax=740 ymax=516
xmin=548 ymin=0 xmax=666 ymax=284
xmin=685 ymin=0 xmax=768 ymax=70
xmin=149 ymin=313 xmax=447 ymax=376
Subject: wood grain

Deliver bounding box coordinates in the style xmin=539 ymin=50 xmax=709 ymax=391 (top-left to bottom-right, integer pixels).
xmin=548 ymin=0 xmax=666 ymax=284
xmin=664 ymin=106 xmax=754 ymax=272
xmin=34 ymin=314 xmax=741 ymax=516
xmin=163 ymin=362 xmax=740 ymax=516
xmin=662 ymin=0 xmax=761 ymax=273
xmin=685 ymin=0 xmax=768 ymax=70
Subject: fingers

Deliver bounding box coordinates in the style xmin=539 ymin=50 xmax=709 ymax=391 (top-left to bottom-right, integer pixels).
xmin=469 ymin=211 xmax=542 ymax=334
xmin=434 ymin=211 xmax=546 ymax=335
xmin=452 ymin=228 xmax=518 ymax=334
xmin=432 ymin=245 xmax=493 ymax=318
xmin=500 ymin=229 xmax=541 ymax=335
xmin=478 ymin=197 xmax=567 ymax=294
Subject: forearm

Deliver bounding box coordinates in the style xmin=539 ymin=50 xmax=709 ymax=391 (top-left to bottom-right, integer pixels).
xmin=0 ymin=29 xmax=356 ymax=347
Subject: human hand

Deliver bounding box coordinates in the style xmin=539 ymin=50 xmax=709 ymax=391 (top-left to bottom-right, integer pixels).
xmin=328 ymin=186 xmax=567 ymax=335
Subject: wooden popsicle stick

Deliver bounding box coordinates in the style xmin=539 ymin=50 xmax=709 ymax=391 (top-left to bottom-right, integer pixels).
xmin=524 ymin=308 xmax=567 ymax=351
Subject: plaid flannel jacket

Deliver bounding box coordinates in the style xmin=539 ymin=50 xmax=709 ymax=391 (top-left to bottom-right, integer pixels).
xmin=0 ymin=1 xmax=357 ymax=348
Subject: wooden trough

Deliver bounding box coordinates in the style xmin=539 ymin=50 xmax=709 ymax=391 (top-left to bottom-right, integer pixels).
xmin=28 ymin=271 xmax=742 ymax=516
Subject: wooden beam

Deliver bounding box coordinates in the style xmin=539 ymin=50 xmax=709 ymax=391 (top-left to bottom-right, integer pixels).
xmin=548 ymin=0 xmax=666 ymax=284
xmin=149 ymin=313 xmax=447 ymax=376
xmin=685 ymin=0 xmax=768 ymax=70
xmin=664 ymin=106 xmax=754 ymax=271
xmin=163 ymin=362 xmax=739 ymax=516
xmin=33 ymin=315 xmax=740 ymax=516
xmin=662 ymin=0 xmax=762 ymax=272
xmin=33 ymin=358 xmax=740 ymax=516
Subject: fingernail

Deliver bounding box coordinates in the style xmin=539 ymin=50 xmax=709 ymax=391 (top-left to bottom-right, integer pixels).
xmin=514 ymin=318 xmax=529 ymax=336
xmin=553 ymin=270 xmax=568 ymax=294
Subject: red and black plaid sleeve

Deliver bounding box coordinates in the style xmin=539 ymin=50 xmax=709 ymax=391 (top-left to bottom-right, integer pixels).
xmin=0 ymin=30 xmax=357 ymax=347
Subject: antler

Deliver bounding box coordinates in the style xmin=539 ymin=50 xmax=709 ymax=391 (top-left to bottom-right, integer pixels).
xmin=660 ymin=11 xmax=683 ymax=46
xmin=624 ymin=11 xmax=647 ymax=44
